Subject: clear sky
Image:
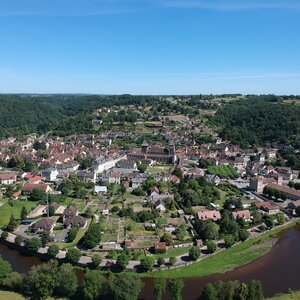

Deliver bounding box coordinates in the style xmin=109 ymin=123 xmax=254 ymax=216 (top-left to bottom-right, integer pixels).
xmin=0 ymin=0 xmax=300 ymax=95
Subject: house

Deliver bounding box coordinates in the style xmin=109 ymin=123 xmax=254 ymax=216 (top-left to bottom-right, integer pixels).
xmin=22 ymin=183 xmax=51 ymax=194
xmin=205 ymin=174 xmax=221 ymax=186
xmin=94 ymin=185 xmax=108 ymax=194
xmin=232 ymin=210 xmax=252 ymax=222
xmin=32 ymin=218 xmax=55 ymax=233
xmin=131 ymin=176 xmax=144 ymax=188
xmin=27 ymin=176 xmax=44 ymax=184
xmin=64 ymin=215 xmax=87 ymax=228
xmin=170 ymin=175 xmax=180 ymax=184
xmin=255 ymin=202 xmax=280 ymax=215
xmin=154 ymin=241 xmax=167 ymax=253
xmin=42 ymin=168 xmax=59 ymax=181
xmin=12 ymin=191 xmax=22 ymax=200
xmin=197 ymin=210 xmax=221 ymax=222
xmin=63 ymin=206 xmax=77 ymax=222
xmin=108 ymin=172 xmax=121 ymax=185
xmin=118 ymin=159 xmax=137 ymax=170
xmin=287 ymin=200 xmax=300 ymax=211
xmin=154 ymin=200 xmax=166 ymax=212
xmin=0 ymin=173 xmax=17 ymax=185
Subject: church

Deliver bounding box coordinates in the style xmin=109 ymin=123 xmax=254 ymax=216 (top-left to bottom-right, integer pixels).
xmin=127 ymin=140 xmax=177 ymax=164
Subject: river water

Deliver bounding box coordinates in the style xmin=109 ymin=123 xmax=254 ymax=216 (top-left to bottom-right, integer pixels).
xmin=1 ymin=226 xmax=300 ymax=299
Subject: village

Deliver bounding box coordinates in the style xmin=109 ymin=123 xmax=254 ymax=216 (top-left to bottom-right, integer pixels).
xmin=0 ymin=100 xmax=300 ymax=271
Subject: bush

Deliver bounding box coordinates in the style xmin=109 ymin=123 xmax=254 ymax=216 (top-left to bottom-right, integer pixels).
xmin=206 ymin=240 xmax=217 ymax=253
xmin=1 ymin=231 xmax=9 ymax=240
xmin=224 ymin=235 xmax=235 ymax=248
xmin=169 ymin=256 xmax=177 ymax=265
xmin=189 ymin=246 xmax=200 ymax=261
xmin=47 ymin=244 xmax=59 ymax=258
xmin=27 ymin=237 xmax=42 ymax=252
xmin=238 ymin=229 xmax=250 ymax=242
xmin=66 ymin=248 xmax=81 ymax=263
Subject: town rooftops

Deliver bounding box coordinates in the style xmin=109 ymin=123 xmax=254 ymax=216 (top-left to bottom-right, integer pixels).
xmin=197 ymin=210 xmax=221 ymax=221
xmin=64 ymin=215 xmax=86 ymax=228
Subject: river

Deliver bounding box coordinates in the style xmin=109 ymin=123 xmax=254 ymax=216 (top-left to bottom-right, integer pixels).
xmin=1 ymin=226 xmax=300 ymax=299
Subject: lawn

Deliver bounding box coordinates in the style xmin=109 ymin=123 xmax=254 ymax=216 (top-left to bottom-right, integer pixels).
xmin=0 ymin=199 xmax=38 ymax=228
xmin=148 ymin=220 xmax=299 ymax=278
xmin=0 ymin=291 xmax=25 ymax=300
xmin=153 ymin=246 xmax=191 ymax=259
xmin=147 ymin=165 xmax=171 ymax=175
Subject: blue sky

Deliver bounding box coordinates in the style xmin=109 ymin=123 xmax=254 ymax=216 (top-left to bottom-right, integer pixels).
xmin=0 ymin=0 xmax=300 ymax=94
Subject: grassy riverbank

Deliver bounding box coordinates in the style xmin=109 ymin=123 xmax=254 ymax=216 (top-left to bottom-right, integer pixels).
xmin=268 ymin=291 xmax=300 ymax=299
xmin=147 ymin=220 xmax=299 ymax=278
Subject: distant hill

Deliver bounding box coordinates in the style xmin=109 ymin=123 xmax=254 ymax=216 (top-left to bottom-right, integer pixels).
xmin=211 ymin=96 xmax=300 ymax=148
xmin=0 ymin=95 xmax=64 ymax=138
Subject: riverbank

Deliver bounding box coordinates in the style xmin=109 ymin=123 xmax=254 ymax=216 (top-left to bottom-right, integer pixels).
xmin=147 ymin=219 xmax=300 ymax=278
xmin=268 ymin=291 xmax=300 ymax=299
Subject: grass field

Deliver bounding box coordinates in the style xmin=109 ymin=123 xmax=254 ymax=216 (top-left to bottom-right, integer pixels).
xmin=0 ymin=199 xmax=38 ymax=228
xmin=268 ymin=291 xmax=300 ymax=299
xmin=153 ymin=246 xmax=191 ymax=259
xmin=147 ymin=165 xmax=171 ymax=175
xmin=147 ymin=220 xmax=299 ymax=278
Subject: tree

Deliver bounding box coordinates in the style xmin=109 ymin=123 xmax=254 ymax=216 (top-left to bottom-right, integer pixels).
xmin=41 ymin=232 xmax=50 ymax=246
xmin=154 ymin=278 xmax=166 ymax=300
xmin=157 ymin=256 xmax=165 ymax=266
xmin=83 ymin=270 xmax=105 ymax=300
xmin=137 ymin=163 xmax=147 ymax=173
xmin=200 ymin=283 xmax=218 ymax=300
xmin=263 ymin=215 xmax=274 ymax=229
xmin=30 ymin=188 xmax=47 ymax=202
xmin=175 ymin=225 xmax=187 ymax=241
xmin=7 ymin=155 xmax=24 ymax=169
xmin=15 ymin=235 xmax=23 ymax=246
xmin=47 ymin=244 xmax=59 ymax=258
xmin=110 ymin=274 xmax=144 ymax=300
xmin=238 ymin=229 xmax=250 ymax=242
xmin=24 ymin=260 xmax=59 ymax=299
xmin=140 ymin=256 xmax=156 ymax=272
xmin=206 ymin=240 xmax=217 ymax=253
xmin=169 ymin=256 xmax=177 ymax=265
xmin=172 ymin=167 xmax=183 ymax=179
xmin=116 ymin=253 xmax=130 ymax=270
xmin=224 ymin=235 xmax=235 ymax=248
xmin=81 ymin=223 xmax=102 ymax=249
xmin=6 ymin=214 xmax=18 ymax=232
xmin=92 ymin=254 xmax=102 ymax=267
xmin=296 ymin=206 xmax=300 ymax=217
xmin=48 ymin=205 xmax=55 ymax=217
xmin=161 ymin=233 xmax=173 ymax=246
xmin=248 ymin=280 xmax=264 ymax=300
xmin=20 ymin=206 xmax=28 ymax=220
xmin=276 ymin=213 xmax=285 ymax=225
xmin=68 ymin=226 xmax=79 ymax=242
xmin=1 ymin=231 xmax=8 ymax=240
xmin=219 ymin=210 xmax=239 ymax=235
xmin=0 ymin=256 xmax=12 ymax=282
xmin=167 ymin=278 xmax=184 ymax=300
xmin=2 ymin=271 xmax=23 ymax=291
xmin=24 ymin=160 xmax=37 ymax=172
xmin=194 ymin=219 xmax=219 ymax=241
xmin=237 ymin=282 xmax=249 ymax=300
xmin=66 ymin=248 xmax=81 ymax=263
xmin=55 ymin=263 xmax=78 ymax=299
xmin=27 ymin=237 xmax=42 ymax=252
xmin=189 ymin=246 xmax=200 ymax=261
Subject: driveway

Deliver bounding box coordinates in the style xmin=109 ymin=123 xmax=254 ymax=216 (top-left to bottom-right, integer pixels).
xmin=51 ymin=228 xmax=69 ymax=243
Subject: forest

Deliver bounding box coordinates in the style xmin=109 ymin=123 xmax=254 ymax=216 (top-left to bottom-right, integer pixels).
xmin=0 ymin=94 xmax=157 ymax=138
xmin=211 ymin=96 xmax=300 ymax=148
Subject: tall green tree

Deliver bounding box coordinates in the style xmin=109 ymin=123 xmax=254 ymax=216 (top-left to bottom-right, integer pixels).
xmin=167 ymin=279 xmax=184 ymax=300
xmin=154 ymin=278 xmax=166 ymax=300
